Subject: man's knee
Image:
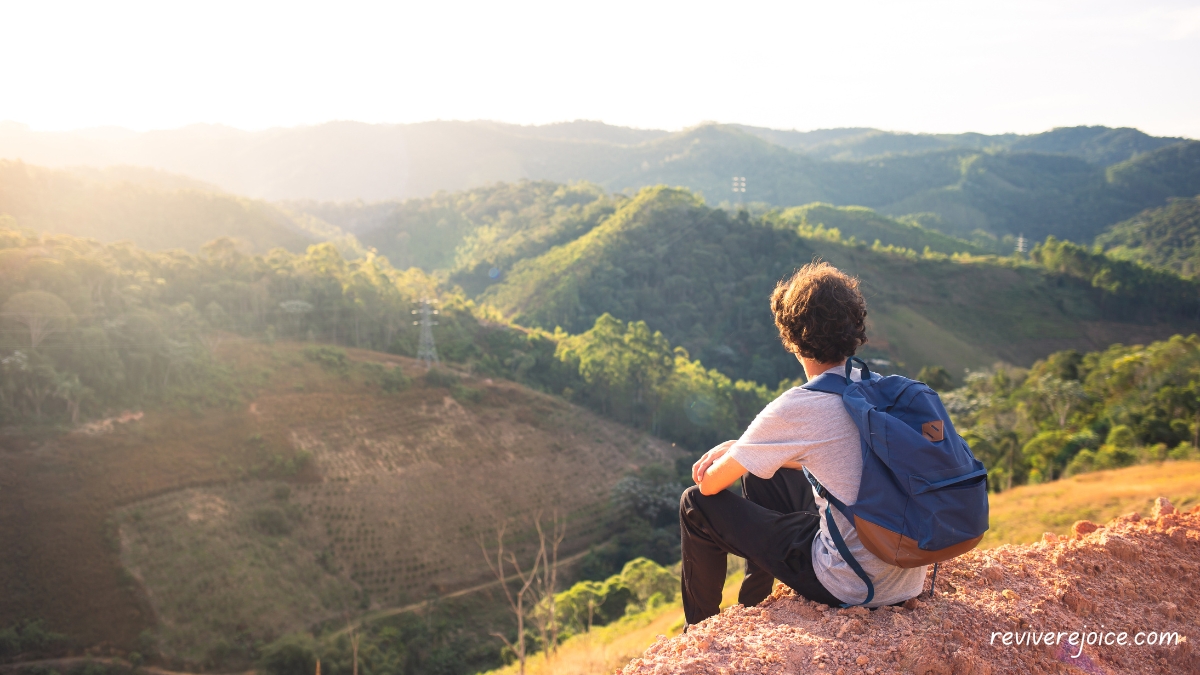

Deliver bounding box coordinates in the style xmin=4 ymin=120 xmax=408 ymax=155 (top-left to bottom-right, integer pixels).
xmin=680 ymin=484 xmax=703 ymax=513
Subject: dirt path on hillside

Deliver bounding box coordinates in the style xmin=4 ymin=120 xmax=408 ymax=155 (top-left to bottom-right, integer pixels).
xmin=330 ymin=548 xmax=592 ymax=638
xmin=621 ymin=498 xmax=1199 ymax=674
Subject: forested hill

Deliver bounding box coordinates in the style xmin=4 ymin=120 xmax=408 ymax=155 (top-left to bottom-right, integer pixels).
xmin=291 ymin=181 xmax=992 ymax=295
xmin=0 ymin=160 xmax=349 ymax=253
xmin=479 ymin=186 xmax=1200 ymax=386
xmin=1097 ymin=195 xmax=1200 ymax=277
xmin=733 ymin=124 xmax=1183 ymax=164
xmin=4 ymin=121 xmax=1198 ymax=244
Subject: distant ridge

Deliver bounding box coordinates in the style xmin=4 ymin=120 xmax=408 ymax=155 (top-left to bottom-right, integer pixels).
xmin=2 ymin=121 xmax=1197 ymax=244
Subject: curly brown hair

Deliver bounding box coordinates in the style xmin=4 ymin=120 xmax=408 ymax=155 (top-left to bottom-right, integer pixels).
xmin=770 ymin=261 xmax=868 ymax=364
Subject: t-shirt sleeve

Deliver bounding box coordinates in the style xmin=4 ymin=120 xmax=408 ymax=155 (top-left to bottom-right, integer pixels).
xmin=727 ymin=388 xmax=823 ymax=480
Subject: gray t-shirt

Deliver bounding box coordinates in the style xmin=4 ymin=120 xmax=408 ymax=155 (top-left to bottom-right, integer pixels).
xmin=727 ymin=368 xmax=926 ymax=607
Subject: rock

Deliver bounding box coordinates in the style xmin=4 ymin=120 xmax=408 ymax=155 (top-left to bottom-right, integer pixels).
xmin=1071 ymin=520 xmax=1099 ymax=538
xmin=1041 ymin=532 xmax=1059 ymax=543
xmin=981 ymin=564 xmax=1004 ymax=581
xmin=1121 ymin=511 xmax=1141 ymax=522
xmin=903 ymin=598 xmax=926 ymax=610
xmin=1167 ymin=526 xmax=1188 ymax=547
xmin=836 ymin=618 xmax=865 ymax=638
xmin=856 ymin=655 xmax=869 ymax=666
xmin=1002 ymin=589 xmax=1020 ymax=601
xmin=1098 ymin=531 xmax=1138 ymax=562
xmin=1160 ymin=601 xmax=1178 ymax=620
xmin=1062 ymin=591 xmax=1094 ymax=616
xmin=951 ymin=649 xmax=990 ymax=675
xmin=838 ymin=606 xmax=869 ymax=616
xmin=1152 ymin=497 xmax=1176 ymax=518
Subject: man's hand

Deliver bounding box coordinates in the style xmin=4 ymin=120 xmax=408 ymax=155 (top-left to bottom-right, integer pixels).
xmin=693 ymin=440 xmax=736 ymax=484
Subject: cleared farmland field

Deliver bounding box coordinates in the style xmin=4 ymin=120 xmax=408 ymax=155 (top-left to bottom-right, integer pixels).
xmin=0 ymin=340 xmax=678 ymax=666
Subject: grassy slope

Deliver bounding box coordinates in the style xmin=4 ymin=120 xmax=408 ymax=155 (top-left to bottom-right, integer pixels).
xmin=981 ymin=460 xmax=1200 ymax=548
xmin=483 ymin=187 xmax=1200 ymax=383
xmin=483 ymin=571 xmax=745 ymax=675
xmin=0 ymin=160 xmax=316 ymax=252
xmin=0 ymin=340 xmax=678 ymax=663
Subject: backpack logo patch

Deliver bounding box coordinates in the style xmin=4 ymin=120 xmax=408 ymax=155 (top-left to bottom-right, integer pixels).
xmin=922 ymin=420 xmax=945 ymax=442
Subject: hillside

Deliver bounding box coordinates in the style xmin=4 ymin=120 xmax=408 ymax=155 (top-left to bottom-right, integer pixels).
xmin=1097 ymin=195 xmax=1200 ymax=276
xmin=0 ymin=160 xmax=320 ymax=252
xmin=477 ymin=462 xmax=1200 ymax=675
xmin=622 ymin=501 xmax=1199 ymax=675
xmin=734 ymin=124 xmax=1183 ymax=164
xmin=0 ymin=340 xmax=678 ymax=669
xmin=4 ymin=122 xmax=1199 ymax=243
xmin=289 ymin=181 xmax=986 ymax=287
xmin=480 ymin=186 xmax=1200 ymax=386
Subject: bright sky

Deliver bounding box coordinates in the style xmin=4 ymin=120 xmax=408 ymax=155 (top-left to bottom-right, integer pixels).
xmin=3 ymin=0 xmax=1199 ymax=137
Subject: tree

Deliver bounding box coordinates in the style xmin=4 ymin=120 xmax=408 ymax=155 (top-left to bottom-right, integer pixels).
xmin=2 ymin=291 xmax=74 ymax=349
xmin=479 ymin=522 xmax=542 ymax=675
xmin=1034 ymin=375 xmax=1087 ymax=428
xmin=530 ymin=513 xmax=566 ymax=660
xmin=917 ymin=365 xmax=954 ymax=392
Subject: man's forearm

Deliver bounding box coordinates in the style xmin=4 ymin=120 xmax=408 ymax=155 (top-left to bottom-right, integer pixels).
xmin=698 ymin=454 xmax=748 ymax=495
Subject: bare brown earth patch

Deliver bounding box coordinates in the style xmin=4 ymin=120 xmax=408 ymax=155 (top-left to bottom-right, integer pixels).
xmin=0 ymin=340 xmax=678 ymax=658
xmin=621 ymin=503 xmax=1199 ymax=675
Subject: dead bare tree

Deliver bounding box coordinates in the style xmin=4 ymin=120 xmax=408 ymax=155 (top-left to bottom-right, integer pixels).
xmin=530 ymin=511 xmax=567 ymax=659
xmin=479 ymin=521 xmax=541 ymax=675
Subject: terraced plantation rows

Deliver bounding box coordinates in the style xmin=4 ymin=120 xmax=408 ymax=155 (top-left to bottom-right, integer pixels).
xmin=0 ymin=340 xmax=678 ymax=667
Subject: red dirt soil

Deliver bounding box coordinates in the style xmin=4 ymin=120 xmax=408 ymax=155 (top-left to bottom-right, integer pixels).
xmin=622 ymin=499 xmax=1199 ymax=675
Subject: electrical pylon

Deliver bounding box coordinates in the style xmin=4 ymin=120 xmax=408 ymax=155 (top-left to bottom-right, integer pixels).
xmin=412 ymin=299 xmax=439 ymax=367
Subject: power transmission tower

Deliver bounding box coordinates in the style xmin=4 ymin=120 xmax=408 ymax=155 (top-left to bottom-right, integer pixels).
xmin=732 ymin=176 xmax=746 ymax=209
xmin=1015 ymin=233 xmax=1028 ymax=255
xmin=412 ymin=299 xmax=439 ymax=367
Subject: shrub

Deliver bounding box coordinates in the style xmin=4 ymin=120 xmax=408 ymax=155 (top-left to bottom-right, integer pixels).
xmin=620 ymin=557 xmax=678 ymax=609
xmin=450 ymin=384 xmax=482 ymax=403
xmin=258 ymin=633 xmax=317 ymax=675
xmin=380 ymin=366 xmax=411 ymax=393
xmin=1169 ymin=442 xmax=1197 ymax=461
xmin=423 ymin=367 xmax=459 ymax=388
xmin=250 ymin=507 xmax=291 ymax=536
xmin=302 ymin=345 xmax=349 ymax=372
xmin=0 ymin=619 xmax=67 ymax=658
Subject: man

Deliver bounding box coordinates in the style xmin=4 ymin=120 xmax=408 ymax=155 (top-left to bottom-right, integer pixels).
xmin=678 ymin=261 xmax=926 ymax=625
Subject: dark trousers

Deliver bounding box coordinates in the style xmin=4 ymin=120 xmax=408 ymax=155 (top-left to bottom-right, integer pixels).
xmin=679 ymin=468 xmax=844 ymax=625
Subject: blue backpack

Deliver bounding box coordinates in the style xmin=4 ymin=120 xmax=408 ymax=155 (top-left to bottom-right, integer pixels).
xmin=800 ymin=357 xmax=989 ymax=605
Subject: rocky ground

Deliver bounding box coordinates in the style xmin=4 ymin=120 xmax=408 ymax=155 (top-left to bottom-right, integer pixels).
xmin=621 ymin=498 xmax=1199 ymax=674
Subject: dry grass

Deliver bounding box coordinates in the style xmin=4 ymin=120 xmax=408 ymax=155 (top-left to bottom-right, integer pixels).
xmin=486 ymin=462 xmax=1200 ymax=675
xmin=982 ymin=460 xmax=1200 ymax=547
xmin=483 ymin=571 xmax=745 ymax=675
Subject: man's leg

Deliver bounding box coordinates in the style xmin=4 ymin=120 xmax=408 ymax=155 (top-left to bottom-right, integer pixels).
xmin=679 ymin=482 xmax=841 ymax=625
xmin=737 ymin=469 xmax=819 ymax=606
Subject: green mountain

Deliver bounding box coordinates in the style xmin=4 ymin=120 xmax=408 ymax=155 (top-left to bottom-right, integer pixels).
xmin=479 ymin=186 xmax=1200 ymax=385
xmin=293 ymin=181 xmax=992 ymax=284
xmin=5 ymin=122 xmax=1198 ymax=245
xmin=1097 ymin=196 xmax=1200 ymax=277
xmin=0 ymin=160 xmax=320 ymax=252
xmin=738 ymin=124 xmax=1181 ymax=164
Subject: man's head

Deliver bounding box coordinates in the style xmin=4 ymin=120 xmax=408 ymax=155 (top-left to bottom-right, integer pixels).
xmin=770 ymin=261 xmax=867 ymax=364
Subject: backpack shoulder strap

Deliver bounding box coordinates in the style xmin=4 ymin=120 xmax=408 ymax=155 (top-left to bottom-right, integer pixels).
xmin=802 ymin=467 xmax=875 ymax=606
xmin=800 ymin=357 xmax=876 ymax=395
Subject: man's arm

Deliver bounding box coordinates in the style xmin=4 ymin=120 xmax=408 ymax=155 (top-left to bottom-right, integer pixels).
xmin=695 ymin=449 xmax=748 ymax=495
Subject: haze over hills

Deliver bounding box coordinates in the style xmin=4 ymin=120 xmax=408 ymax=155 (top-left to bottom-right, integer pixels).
xmin=0 ymin=160 xmax=326 ymax=253
xmin=4 ymin=121 xmax=1199 ymax=244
